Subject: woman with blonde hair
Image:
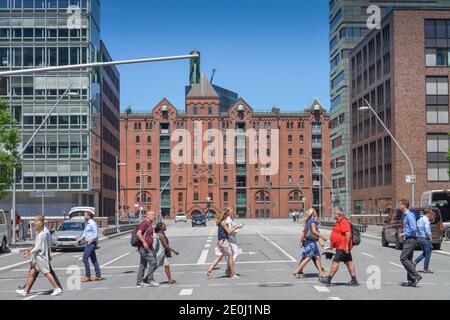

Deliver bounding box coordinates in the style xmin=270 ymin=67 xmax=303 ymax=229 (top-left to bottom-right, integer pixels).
xmin=16 ymin=220 xmax=62 ymax=297
xmin=293 ymin=208 xmax=327 ymax=280
xmin=206 ymin=208 xmax=244 ymax=280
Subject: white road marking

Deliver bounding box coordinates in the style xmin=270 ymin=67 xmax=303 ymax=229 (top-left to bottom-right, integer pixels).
xmin=362 ymin=252 xmax=375 ymax=258
xmin=206 ymin=240 xmax=212 ymax=243
xmin=22 ymin=295 xmax=37 ymax=301
xmin=196 ymin=250 xmax=209 ymax=265
xmin=100 ymin=252 xmax=131 ymax=268
xmin=0 ymin=252 xmax=19 ymax=259
xmin=178 ymin=285 xmax=201 ymax=288
xmin=390 ymin=262 xmax=404 ymax=268
xmin=255 ymin=231 xmax=296 ymax=262
xmin=208 ymin=284 xmax=230 ymax=287
xmin=314 ymin=285 xmax=330 ymax=293
xmin=0 ymin=252 xmax=61 ymax=271
xmin=204 ymin=244 xmax=211 ymax=248
xmin=121 ymin=235 xmax=131 ymax=239
xmin=328 ymin=297 xmax=342 ymax=300
xmin=179 ymin=289 xmax=193 ymax=296
xmin=434 ymin=250 xmax=450 ymax=257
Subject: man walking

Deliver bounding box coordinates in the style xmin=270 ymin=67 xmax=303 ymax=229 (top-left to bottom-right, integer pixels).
xmin=414 ymin=209 xmax=435 ymax=274
xmin=399 ymin=199 xmax=422 ymax=287
xmin=76 ymin=211 xmax=102 ymax=282
xmin=136 ymin=211 xmax=159 ymax=288
xmin=321 ymin=206 xmax=359 ymax=287
xmin=18 ymin=215 xmax=62 ymax=291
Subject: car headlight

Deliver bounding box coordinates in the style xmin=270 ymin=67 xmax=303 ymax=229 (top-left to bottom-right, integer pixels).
xmin=52 ymin=233 xmax=57 ymax=240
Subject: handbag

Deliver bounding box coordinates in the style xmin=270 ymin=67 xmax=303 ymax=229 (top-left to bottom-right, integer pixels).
xmin=305 ymin=220 xmax=319 ymax=241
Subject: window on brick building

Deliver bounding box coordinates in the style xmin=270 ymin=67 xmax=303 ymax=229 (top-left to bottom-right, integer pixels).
xmin=426 ymin=77 xmax=449 ymax=124
xmin=427 ymin=133 xmax=450 ymax=181
xmin=147 ymin=176 xmax=152 ymax=184
xmin=136 ymin=150 xmax=140 ymax=158
xmin=135 ymin=136 xmax=140 ymax=144
xmin=224 ymin=192 xmax=229 ymax=202
xmin=194 ymin=192 xmax=199 ymax=201
xmin=135 ymin=163 xmax=140 ymax=172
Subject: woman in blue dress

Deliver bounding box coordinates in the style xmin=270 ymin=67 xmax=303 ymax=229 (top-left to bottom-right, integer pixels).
xmin=293 ymin=208 xmax=327 ymax=280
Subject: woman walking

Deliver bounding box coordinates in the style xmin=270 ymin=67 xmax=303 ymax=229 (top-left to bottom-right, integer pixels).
xmin=206 ymin=209 xmax=244 ymax=280
xmin=154 ymin=222 xmax=179 ymax=284
xmin=16 ymin=220 xmax=62 ymax=297
xmin=225 ymin=208 xmax=242 ymax=277
xmin=293 ymin=208 xmax=327 ymax=280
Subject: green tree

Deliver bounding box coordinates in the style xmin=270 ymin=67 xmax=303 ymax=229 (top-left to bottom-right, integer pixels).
xmin=0 ymin=99 xmax=21 ymax=200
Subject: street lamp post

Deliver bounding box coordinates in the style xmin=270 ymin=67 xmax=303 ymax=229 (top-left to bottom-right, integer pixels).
xmin=301 ymin=155 xmax=335 ymax=220
xmin=115 ymin=157 xmax=126 ymax=227
xmin=11 ymin=86 xmax=78 ymax=245
xmin=360 ymin=99 xmax=415 ymax=206
xmin=286 ymin=168 xmax=307 ymax=217
xmin=139 ymin=169 xmax=148 ymax=221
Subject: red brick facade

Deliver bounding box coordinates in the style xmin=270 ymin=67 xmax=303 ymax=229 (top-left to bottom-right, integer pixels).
xmin=119 ymin=78 xmax=331 ymax=219
xmin=350 ymin=10 xmax=450 ymax=214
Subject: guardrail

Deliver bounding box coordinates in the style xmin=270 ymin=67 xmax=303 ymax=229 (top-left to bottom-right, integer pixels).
xmin=320 ymin=221 xmax=368 ymax=233
xmin=102 ymin=224 xmax=138 ymax=237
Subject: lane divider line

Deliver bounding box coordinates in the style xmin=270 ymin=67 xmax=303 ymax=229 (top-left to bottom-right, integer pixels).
xmin=390 ymin=262 xmax=404 ymax=269
xmin=362 ymin=252 xmax=375 ymax=258
xmin=255 ymin=231 xmax=296 ymax=262
xmin=196 ymin=250 xmax=209 ymax=265
xmin=100 ymin=252 xmax=130 ymax=268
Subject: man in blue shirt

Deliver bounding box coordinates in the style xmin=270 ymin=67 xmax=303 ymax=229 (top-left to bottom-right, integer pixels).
xmin=414 ymin=210 xmax=435 ymax=273
xmin=399 ymin=199 xmax=422 ymax=287
xmin=76 ymin=211 xmax=102 ymax=282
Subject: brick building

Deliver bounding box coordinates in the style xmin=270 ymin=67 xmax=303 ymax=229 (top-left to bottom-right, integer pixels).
xmin=119 ymin=75 xmax=331 ymax=219
xmin=350 ymin=9 xmax=450 ymax=214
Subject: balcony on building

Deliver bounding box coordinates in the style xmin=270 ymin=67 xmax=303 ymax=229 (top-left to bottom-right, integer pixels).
xmin=236 ymin=177 xmax=247 ymax=189
xmin=236 ymin=164 xmax=246 ymax=176
xmin=160 ymin=150 xmax=170 ymax=162
xmin=160 ymin=136 xmax=170 ymax=149
xmin=312 ymin=123 xmax=322 ymax=135
xmin=160 ymin=198 xmax=171 ymax=207
xmin=236 ymin=195 xmax=247 ymax=207
xmin=160 ymin=163 xmax=170 ymax=175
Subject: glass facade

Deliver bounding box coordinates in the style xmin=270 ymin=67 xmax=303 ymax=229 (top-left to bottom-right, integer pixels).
xmin=0 ymin=0 xmax=104 ymax=216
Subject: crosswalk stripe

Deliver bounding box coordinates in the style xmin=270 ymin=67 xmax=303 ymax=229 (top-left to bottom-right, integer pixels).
xmin=314 ymin=285 xmax=330 ymax=293
xmin=179 ymin=289 xmax=193 ymax=296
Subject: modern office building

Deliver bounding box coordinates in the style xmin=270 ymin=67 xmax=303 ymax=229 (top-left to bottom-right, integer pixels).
xmin=120 ymin=75 xmax=331 ymax=219
xmin=0 ymin=0 xmax=120 ymax=221
xmin=329 ymin=0 xmax=450 ymax=215
xmin=350 ymin=9 xmax=450 ymax=214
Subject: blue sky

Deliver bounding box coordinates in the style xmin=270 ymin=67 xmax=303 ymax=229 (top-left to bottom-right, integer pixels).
xmin=101 ymin=0 xmax=330 ymax=112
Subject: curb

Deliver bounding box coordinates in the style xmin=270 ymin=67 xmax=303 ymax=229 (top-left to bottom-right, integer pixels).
xmin=99 ymin=229 xmax=134 ymax=241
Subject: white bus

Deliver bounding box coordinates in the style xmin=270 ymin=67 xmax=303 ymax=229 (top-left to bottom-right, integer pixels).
xmin=420 ymin=190 xmax=450 ymax=223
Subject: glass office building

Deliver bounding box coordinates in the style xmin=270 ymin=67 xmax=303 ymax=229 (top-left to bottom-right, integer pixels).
xmin=0 ymin=0 xmax=119 ymax=218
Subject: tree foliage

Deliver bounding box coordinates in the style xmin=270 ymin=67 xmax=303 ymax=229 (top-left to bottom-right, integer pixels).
xmin=0 ymin=99 xmax=21 ymax=199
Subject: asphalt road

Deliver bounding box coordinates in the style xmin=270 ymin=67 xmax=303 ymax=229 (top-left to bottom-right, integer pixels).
xmin=0 ymin=219 xmax=449 ymax=301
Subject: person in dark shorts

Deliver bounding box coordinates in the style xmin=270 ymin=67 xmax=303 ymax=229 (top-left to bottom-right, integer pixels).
xmin=321 ymin=207 xmax=359 ymax=287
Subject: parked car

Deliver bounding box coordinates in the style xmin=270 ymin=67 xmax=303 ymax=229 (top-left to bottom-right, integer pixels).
xmin=192 ymin=214 xmax=207 ymax=227
xmin=68 ymin=207 xmax=95 ymax=220
xmin=50 ymin=220 xmax=86 ymax=252
xmin=381 ymin=207 xmax=444 ymax=250
xmin=175 ymin=212 xmax=187 ymax=223
xmin=0 ymin=210 xmax=8 ymax=253
xmin=420 ymin=190 xmax=450 ymax=223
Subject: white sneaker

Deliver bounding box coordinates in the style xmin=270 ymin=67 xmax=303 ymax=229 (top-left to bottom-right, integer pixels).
xmin=149 ymin=281 xmax=160 ymax=287
xmin=16 ymin=289 xmax=27 ymax=297
xmin=50 ymin=288 xmax=62 ymax=296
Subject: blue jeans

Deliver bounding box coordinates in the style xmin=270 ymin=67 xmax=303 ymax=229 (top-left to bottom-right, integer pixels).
xmin=83 ymin=242 xmax=101 ymax=278
xmin=415 ymin=238 xmax=432 ymax=271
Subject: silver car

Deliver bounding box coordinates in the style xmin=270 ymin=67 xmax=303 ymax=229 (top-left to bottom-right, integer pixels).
xmin=50 ymin=220 xmax=86 ymax=252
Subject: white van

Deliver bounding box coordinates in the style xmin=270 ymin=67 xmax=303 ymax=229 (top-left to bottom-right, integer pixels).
xmin=420 ymin=190 xmax=450 ymax=223
xmin=68 ymin=207 xmax=95 ymax=220
xmin=0 ymin=209 xmax=8 ymax=253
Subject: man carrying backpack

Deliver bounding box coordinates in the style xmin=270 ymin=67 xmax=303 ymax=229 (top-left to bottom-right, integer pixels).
xmin=321 ymin=206 xmax=359 ymax=287
xmin=135 ymin=211 xmax=159 ymax=288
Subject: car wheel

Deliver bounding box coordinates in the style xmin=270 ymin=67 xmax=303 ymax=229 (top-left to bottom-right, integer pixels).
xmin=432 ymin=243 xmax=441 ymax=251
xmin=0 ymin=237 xmax=7 ymax=253
xmin=395 ymin=236 xmax=403 ymax=250
xmin=381 ymin=233 xmax=389 ymax=247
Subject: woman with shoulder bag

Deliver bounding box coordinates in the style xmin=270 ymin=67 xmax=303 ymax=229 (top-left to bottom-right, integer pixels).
xmin=293 ymin=208 xmax=327 ymax=280
xmin=154 ymin=222 xmax=179 ymax=284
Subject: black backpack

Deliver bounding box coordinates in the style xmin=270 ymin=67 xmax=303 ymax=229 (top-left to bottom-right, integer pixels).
xmin=131 ymin=223 xmax=151 ymax=247
xmin=350 ymin=221 xmax=361 ymax=246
